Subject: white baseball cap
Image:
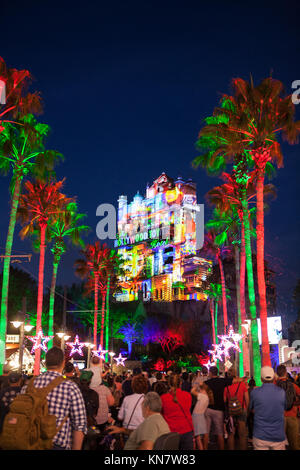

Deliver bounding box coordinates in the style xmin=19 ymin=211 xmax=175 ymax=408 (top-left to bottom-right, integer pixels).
xmin=261 ymin=366 xmax=274 ymax=381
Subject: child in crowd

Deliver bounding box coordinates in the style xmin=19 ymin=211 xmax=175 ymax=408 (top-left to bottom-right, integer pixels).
xmin=191 ymin=382 xmax=209 ymax=450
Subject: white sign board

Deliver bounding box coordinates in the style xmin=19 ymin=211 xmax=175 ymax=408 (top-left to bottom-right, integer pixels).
xmin=6 ymin=334 xmax=20 ymax=343
xmin=257 ymin=316 xmax=282 ymax=345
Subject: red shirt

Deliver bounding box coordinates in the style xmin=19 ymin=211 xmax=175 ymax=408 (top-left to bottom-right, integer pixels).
xmin=161 ymin=389 xmax=193 ymax=434
xmin=224 ymin=382 xmax=248 ymax=409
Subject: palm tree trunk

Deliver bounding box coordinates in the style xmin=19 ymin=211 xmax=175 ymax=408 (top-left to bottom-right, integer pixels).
xmin=93 ymin=273 xmax=99 ymax=350
xmin=234 ymin=244 xmax=244 ymax=378
xmin=105 ymin=275 xmax=111 ymax=360
xmin=100 ymin=290 xmax=106 ymax=348
xmin=0 ymin=175 xmax=22 ymax=374
xmin=240 ymin=221 xmax=246 ymax=322
xmin=218 ymin=255 xmax=228 ymax=333
xmin=240 ymin=219 xmax=250 ymax=376
xmin=241 ymin=190 xmax=261 ymax=385
xmin=256 ymin=170 xmax=271 ymax=366
xmin=215 ymin=301 xmax=219 ymax=369
xmin=48 ymin=255 xmax=61 ymax=349
xmin=210 ymin=300 xmax=216 ymax=344
xmin=34 ymin=221 xmax=47 ymax=376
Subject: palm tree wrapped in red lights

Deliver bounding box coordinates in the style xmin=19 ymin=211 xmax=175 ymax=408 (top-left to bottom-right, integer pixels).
xmin=17 ymin=179 xmax=73 ymax=374
xmin=75 ymin=242 xmax=121 ymax=351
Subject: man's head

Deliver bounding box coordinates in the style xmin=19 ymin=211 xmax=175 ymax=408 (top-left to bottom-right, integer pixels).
xmin=64 ymin=361 xmax=75 ymax=375
xmin=91 ymin=356 xmax=100 ymax=365
xmin=133 ymin=367 xmax=142 ymax=376
xmin=261 ymin=366 xmax=275 ymax=383
xmin=80 ymin=370 xmax=93 ymax=385
xmin=142 ymin=392 xmax=162 ymax=418
xmin=228 ymin=367 xmax=237 ymax=378
xmin=8 ymin=372 xmax=22 ymax=386
xmin=182 ymin=372 xmax=189 ymax=381
xmin=209 ymin=366 xmax=219 ymax=378
xmin=276 ymin=364 xmax=287 ymax=378
xmin=45 ymin=347 xmax=65 ymax=372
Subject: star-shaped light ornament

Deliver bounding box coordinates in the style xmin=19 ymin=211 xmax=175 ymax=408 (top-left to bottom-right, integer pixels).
xmin=92 ymin=344 xmax=108 ymax=360
xmin=208 ymin=344 xmax=225 ymax=363
xmin=114 ymin=353 xmax=127 ymax=367
xmin=218 ymin=325 xmax=243 ymax=354
xmin=26 ymin=329 xmax=53 ymax=354
xmin=203 ymin=359 xmax=216 ymax=370
xmin=66 ymin=335 xmax=84 ymax=357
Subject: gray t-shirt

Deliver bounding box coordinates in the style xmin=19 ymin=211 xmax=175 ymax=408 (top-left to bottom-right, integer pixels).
xmin=124 ymin=413 xmax=170 ymax=450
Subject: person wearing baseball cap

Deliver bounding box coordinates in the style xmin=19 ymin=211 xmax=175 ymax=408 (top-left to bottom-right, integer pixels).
xmin=0 ymin=371 xmax=23 ymax=432
xmin=249 ymin=366 xmax=286 ymax=450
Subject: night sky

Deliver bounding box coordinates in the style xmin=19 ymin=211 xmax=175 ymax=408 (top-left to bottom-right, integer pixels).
xmin=1 ymin=1 xmax=299 ymax=330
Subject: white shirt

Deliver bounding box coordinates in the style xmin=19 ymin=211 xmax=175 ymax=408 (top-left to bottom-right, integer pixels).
xmin=193 ymin=393 xmax=209 ymax=415
xmin=118 ymin=393 xmax=145 ymax=430
xmin=85 ymin=364 xmax=102 ymax=388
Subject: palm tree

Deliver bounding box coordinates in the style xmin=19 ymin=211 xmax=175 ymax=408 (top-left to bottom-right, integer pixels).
xmin=193 ymin=100 xmax=271 ymax=383
xmin=206 ymin=173 xmax=276 ymax=374
xmin=200 ymin=230 xmax=230 ymax=333
xmin=47 ymin=202 xmax=89 ymax=347
xmin=0 ymin=116 xmax=62 ymax=373
xmin=74 ymin=242 xmax=112 ymax=349
xmin=204 ymin=283 xmax=223 ymax=346
xmin=0 ymin=57 xmax=42 ymax=132
xmin=209 ymin=77 xmax=300 ymax=365
xmin=17 ymin=179 xmax=72 ymax=374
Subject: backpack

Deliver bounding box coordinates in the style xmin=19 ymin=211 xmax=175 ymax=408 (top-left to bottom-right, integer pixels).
xmin=226 ymin=383 xmax=243 ymax=416
xmin=0 ymin=376 xmax=68 ymax=450
xmin=276 ymin=379 xmax=296 ymax=411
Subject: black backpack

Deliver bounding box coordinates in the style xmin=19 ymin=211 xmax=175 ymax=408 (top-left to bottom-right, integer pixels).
xmin=276 ymin=379 xmax=296 ymax=411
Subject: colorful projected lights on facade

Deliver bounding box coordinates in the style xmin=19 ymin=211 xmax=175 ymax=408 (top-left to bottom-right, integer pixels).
xmin=114 ymin=173 xmax=212 ymax=302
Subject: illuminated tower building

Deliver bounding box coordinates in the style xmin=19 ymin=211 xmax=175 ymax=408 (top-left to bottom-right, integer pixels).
xmin=114 ymin=173 xmax=212 ymax=302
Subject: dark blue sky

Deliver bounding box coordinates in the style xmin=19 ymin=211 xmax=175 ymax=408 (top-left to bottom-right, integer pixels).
xmin=1 ymin=1 xmax=299 ymax=327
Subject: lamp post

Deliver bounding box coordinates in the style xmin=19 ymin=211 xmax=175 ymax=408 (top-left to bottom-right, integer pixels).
xmin=109 ymin=351 xmax=115 ymax=372
xmin=84 ymin=342 xmax=95 ymax=368
xmin=10 ymin=304 xmax=34 ymax=373
xmin=56 ymin=329 xmax=71 ymax=353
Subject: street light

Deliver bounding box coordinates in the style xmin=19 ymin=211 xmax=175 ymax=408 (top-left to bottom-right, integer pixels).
xmin=109 ymin=351 xmax=115 ymax=372
xmin=56 ymin=330 xmax=71 ymax=352
xmin=10 ymin=314 xmax=34 ymax=374
xmin=84 ymin=342 xmax=95 ymax=368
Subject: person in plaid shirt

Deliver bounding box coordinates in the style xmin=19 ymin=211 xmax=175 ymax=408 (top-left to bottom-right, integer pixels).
xmin=21 ymin=347 xmax=87 ymax=450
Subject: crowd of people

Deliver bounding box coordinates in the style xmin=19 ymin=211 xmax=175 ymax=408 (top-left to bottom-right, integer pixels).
xmin=0 ymin=346 xmax=300 ymax=451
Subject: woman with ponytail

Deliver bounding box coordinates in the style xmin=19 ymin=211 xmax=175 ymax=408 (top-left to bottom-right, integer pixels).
xmin=161 ymin=374 xmax=194 ymax=450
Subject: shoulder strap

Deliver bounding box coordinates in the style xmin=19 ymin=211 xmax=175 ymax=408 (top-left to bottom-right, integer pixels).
xmin=126 ymin=395 xmax=144 ymax=429
xmin=235 ymin=382 xmax=241 ymax=396
xmin=26 ymin=376 xmax=66 ymax=398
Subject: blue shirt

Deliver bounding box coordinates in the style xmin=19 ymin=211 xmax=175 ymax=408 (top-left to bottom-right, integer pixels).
xmin=250 ymin=383 xmax=285 ymax=442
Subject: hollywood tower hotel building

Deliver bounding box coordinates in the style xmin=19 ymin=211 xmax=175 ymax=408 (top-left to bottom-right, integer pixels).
xmin=114 ymin=173 xmax=212 ymax=302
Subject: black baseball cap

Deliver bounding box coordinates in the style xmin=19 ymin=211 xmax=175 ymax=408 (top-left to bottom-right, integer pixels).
xmin=8 ymin=372 xmax=22 ymax=383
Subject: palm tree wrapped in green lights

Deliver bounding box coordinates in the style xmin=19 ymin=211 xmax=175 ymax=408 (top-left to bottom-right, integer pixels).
xmin=206 ymin=78 xmax=300 ymax=366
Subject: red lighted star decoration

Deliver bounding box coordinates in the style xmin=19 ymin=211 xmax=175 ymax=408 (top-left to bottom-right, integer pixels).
xmin=66 ymin=335 xmax=84 ymax=357
xmin=92 ymin=344 xmax=108 ymax=361
xmin=114 ymin=353 xmax=127 ymax=366
xmin=26 ymin=329 xmax=53 ymax=354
